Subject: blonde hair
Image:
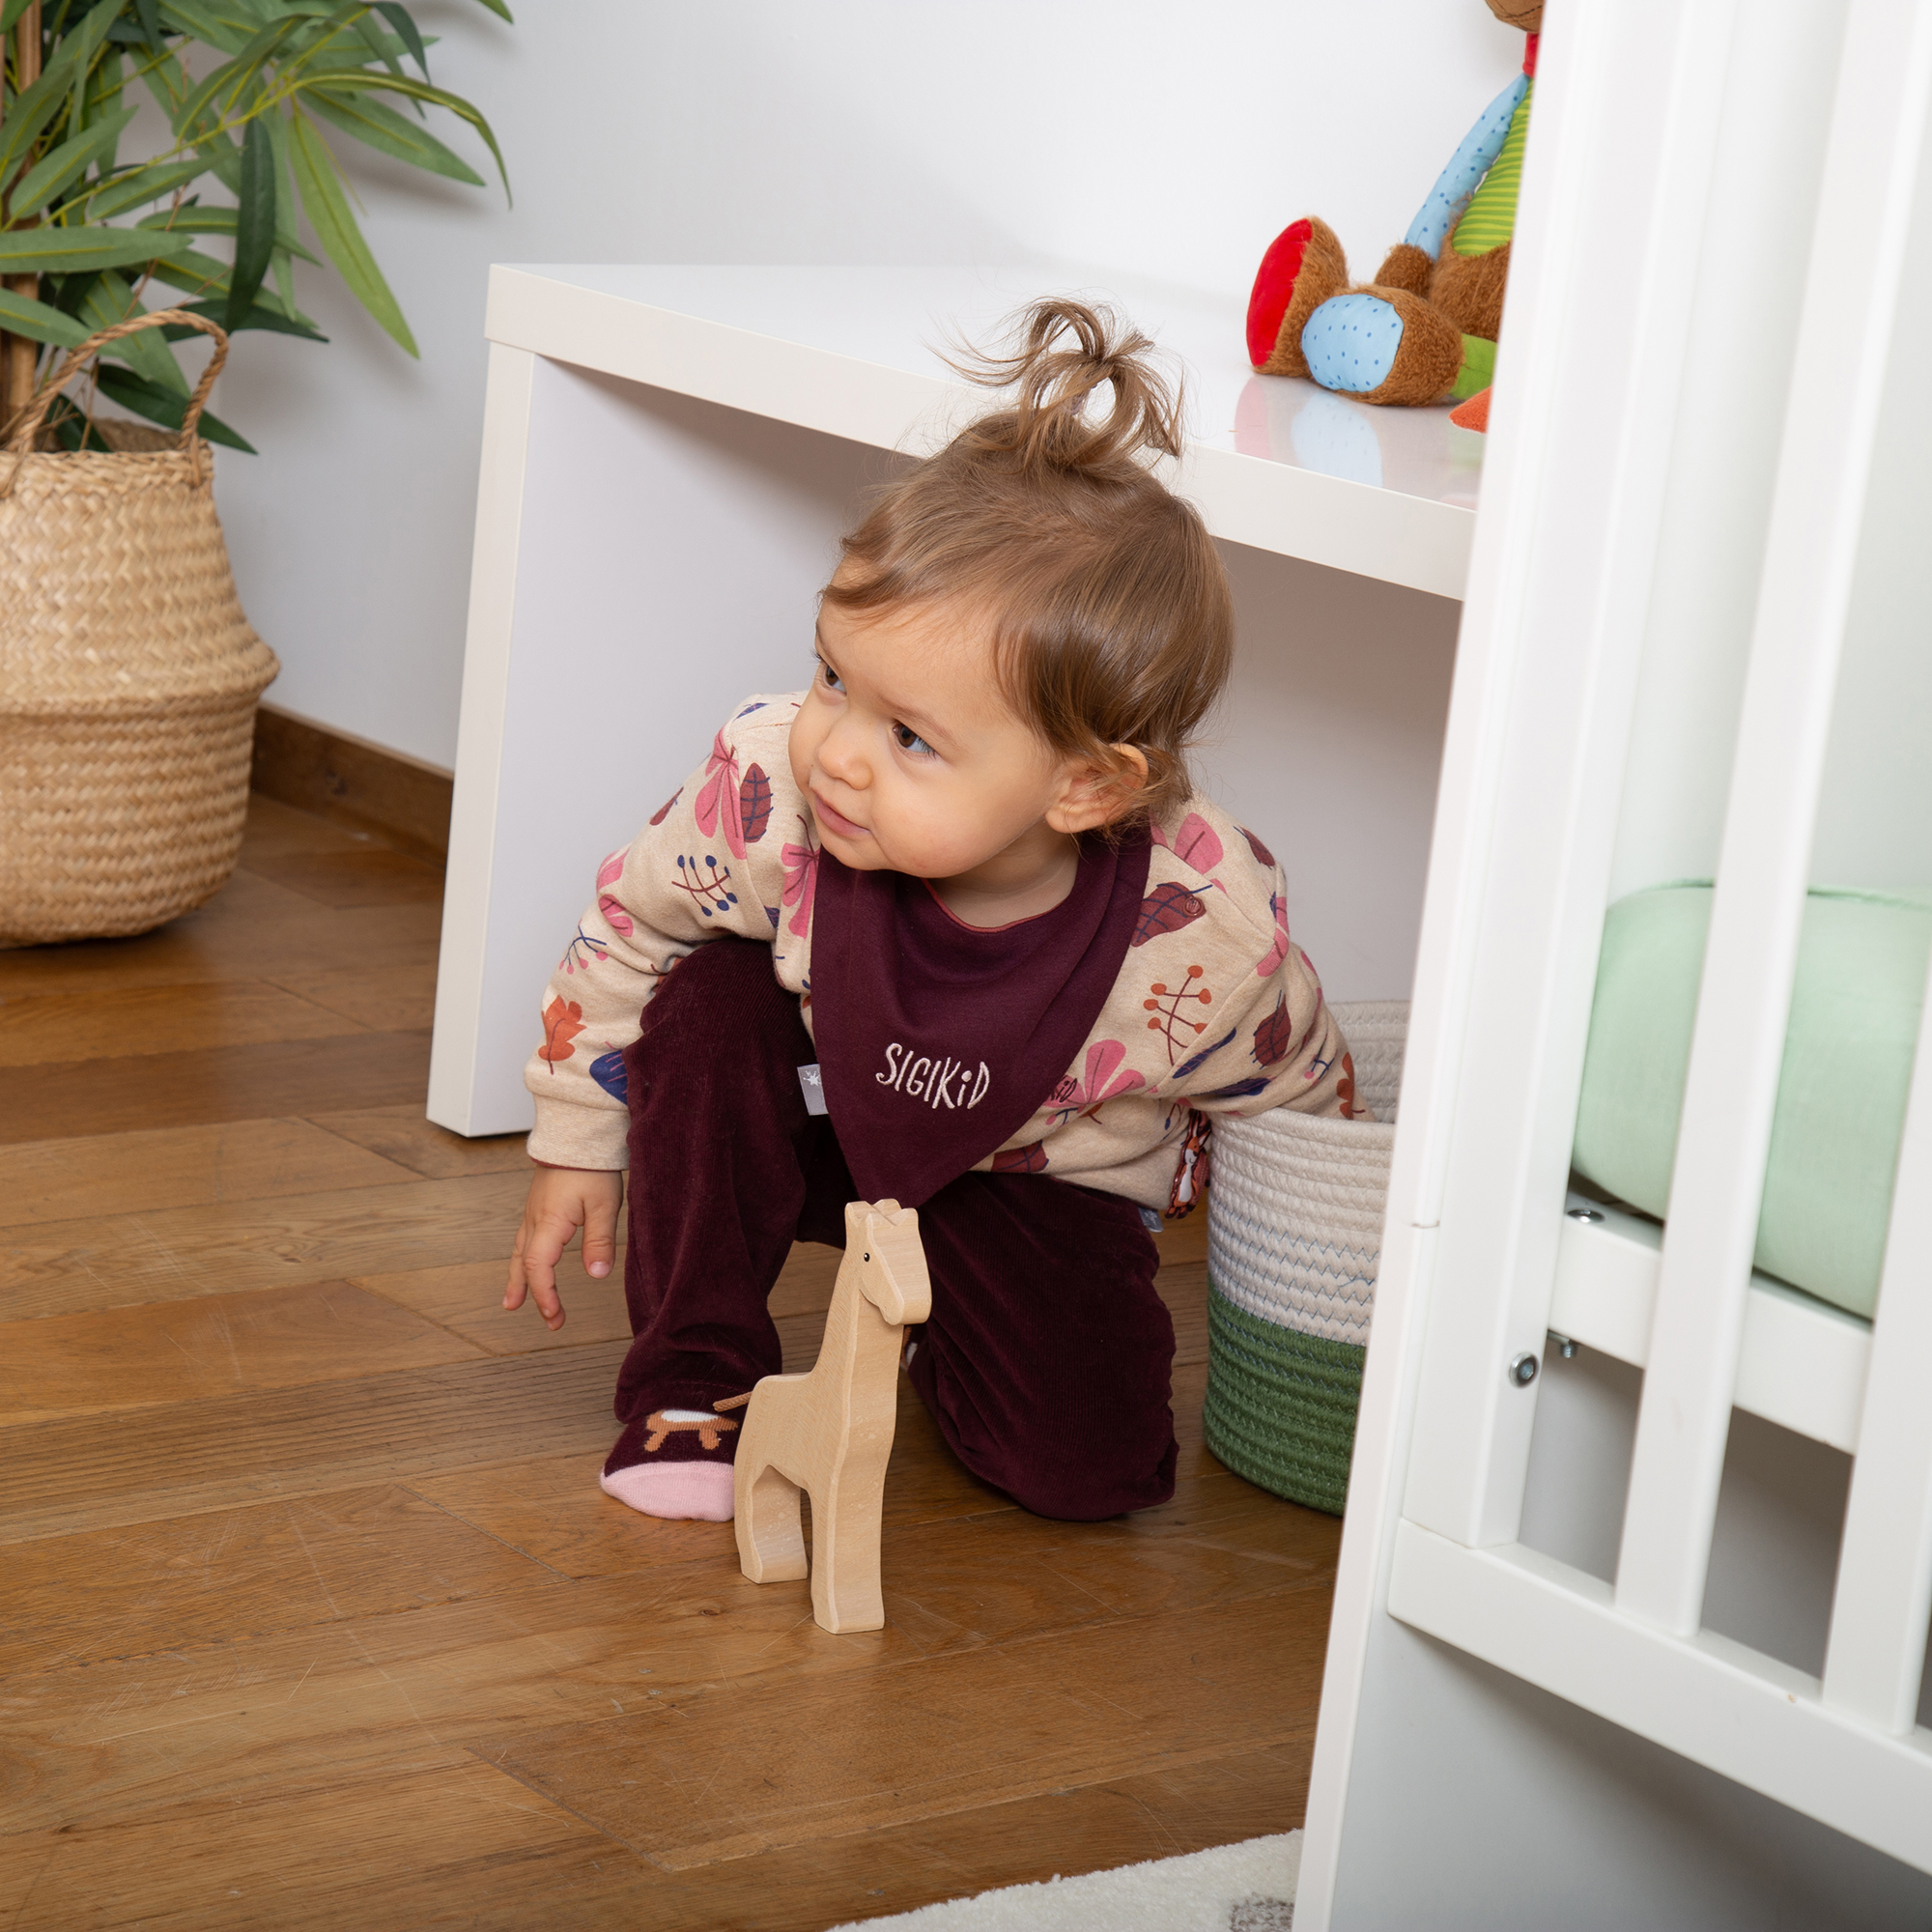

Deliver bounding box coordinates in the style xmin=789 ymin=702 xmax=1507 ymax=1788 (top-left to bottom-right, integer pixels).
xmin=822 ymin=298 xmax=1233 ymax=823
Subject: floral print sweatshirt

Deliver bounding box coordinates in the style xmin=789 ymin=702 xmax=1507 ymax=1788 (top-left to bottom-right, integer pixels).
xmin=525 ymin=694 xmax=1362 ymax=1212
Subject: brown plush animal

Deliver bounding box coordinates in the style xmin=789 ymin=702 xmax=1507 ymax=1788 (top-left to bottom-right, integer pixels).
xmin=1245 ymin=1 xmax=1543 ymax=415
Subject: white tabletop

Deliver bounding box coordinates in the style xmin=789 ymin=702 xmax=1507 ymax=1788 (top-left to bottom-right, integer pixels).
xmin=485 ymin=264 xmax=1480 ymax=600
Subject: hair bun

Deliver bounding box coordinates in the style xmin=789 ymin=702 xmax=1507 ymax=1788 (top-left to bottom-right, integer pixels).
xmin=945 ymin=298 xmax=1184 ymax=476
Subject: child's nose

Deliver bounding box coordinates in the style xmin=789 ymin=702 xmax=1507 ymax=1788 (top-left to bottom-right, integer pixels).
xmin=817 ymin=716 xmax=869 ymax=788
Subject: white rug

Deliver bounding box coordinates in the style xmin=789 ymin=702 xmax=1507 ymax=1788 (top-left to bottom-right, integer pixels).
xmin=829 ymin=1830 xmax=1299 ymax=1930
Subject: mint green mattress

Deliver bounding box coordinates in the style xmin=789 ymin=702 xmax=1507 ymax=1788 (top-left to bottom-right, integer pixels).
xmin=1573 ymin=884 xmax=1932 ymax=1320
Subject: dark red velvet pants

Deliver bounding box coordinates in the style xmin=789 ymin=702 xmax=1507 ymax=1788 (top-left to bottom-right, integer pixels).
xmin=616 ymin=937 xmax=1178 ymax=1520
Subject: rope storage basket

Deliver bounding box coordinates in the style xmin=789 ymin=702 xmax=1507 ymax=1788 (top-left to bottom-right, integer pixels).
xmin=1 ymin=312 xmax=277 ymax=948
xmin=1204 ymin=1000 xmax=1407 ymax=1514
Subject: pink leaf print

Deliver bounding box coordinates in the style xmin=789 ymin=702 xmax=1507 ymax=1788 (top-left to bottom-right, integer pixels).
xmin=1131 ymin=881 xmax=1207 ymax=946
xmin=1173 ymin=813 xmax=1223 ymax=873
xmin=1153 ymin=811 xmax=1223 ymax=874
xmin=739 ymin=764 xmax=774 ymax=844
xmin=1047 ymin=1038 xmax=1147 ymax=1124
xmin=648 ymin=785 xmax=683 ymax=827
xmin=781 ymin=819 xmax=819 ymax=937
xmin=693 ymin=732 xmax=746 ymax=858
xmin=1239 ymin=824 xmax=1276 ymax=870
xmin=593 ymin=847 xmax=634 ymax=937
xmin=1256 ymin=890 xmax=1292 ymax=978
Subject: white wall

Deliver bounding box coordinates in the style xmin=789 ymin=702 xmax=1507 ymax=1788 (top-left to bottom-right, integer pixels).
xmin=208 ymin=0 xmax=1527 ymax=768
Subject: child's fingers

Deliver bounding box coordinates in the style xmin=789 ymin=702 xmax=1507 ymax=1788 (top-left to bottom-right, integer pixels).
xmin=582 ymin=1191 xmax=620 ymax=1281
xmin=518 ymin=1208 xmax=574 ymax=1330
xmin=504 ymin=1222 xmax=532 ymax=1310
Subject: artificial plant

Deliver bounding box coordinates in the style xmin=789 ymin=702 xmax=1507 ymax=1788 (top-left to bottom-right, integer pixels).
xmin=0 ymin=0 xmax=509 ymax=450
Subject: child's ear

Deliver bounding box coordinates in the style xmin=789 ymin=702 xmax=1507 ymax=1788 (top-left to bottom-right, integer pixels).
xmin=1044 ymin=745 xmax=1150 ymax=835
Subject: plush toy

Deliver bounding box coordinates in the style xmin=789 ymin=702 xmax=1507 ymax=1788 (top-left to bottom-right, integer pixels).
xmin=1245 ymin=1 xmax=1542 ymax=424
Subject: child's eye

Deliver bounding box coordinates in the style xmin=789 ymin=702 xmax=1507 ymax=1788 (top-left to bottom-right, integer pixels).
xmin=817 ymin=657 xmax=844 ymax=693
xmin=893 ymin=722 xmax=935 ymax=757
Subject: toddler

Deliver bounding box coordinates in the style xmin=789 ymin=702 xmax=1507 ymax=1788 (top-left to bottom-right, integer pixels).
xmin=503 ymin=299 xmax=1359 ymax=1524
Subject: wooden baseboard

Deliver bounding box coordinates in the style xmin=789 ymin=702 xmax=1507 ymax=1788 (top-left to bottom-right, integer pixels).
xmin=251 ymin=704 xmax=454 ymax=865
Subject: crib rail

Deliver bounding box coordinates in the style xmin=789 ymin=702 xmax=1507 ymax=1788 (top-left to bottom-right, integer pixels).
xmin=1823 ymin=996 xmax=1932 ymax=1733
xmin=1303 ymin=0 xmax=1932 ymax=1904
xmin=1614 ymin=0 xmax=1932 ymax=1640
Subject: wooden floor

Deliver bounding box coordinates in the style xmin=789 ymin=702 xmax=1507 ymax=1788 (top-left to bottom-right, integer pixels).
xmin=0 ymin=794 xmax=1339 ymax=1931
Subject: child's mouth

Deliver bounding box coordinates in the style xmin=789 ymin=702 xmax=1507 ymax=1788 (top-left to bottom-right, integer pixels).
xmin=812 ymin=792 xmax=869 ymax=839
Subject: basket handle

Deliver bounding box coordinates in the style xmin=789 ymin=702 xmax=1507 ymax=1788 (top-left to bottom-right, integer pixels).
xmin=3 ymin=308 xmax=230 ymax=474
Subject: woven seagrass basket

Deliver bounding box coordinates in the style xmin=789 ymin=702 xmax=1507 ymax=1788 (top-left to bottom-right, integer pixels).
xmin=0 ymin=311 xmax=277 ymax=948
xmin=1204 ymin=1001 xmax=1408 ymax=1514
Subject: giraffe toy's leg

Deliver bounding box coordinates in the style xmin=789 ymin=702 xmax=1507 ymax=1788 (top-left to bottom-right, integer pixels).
xmin=735 ymin=1454 xmax=808 ymax=1583
xmin=808 ymin=1473 xmax=887 ymax=1634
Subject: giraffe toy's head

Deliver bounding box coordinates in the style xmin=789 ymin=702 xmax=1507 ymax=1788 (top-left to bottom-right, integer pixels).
xmin=842 ymin=1199 xmax=933 ymax=1327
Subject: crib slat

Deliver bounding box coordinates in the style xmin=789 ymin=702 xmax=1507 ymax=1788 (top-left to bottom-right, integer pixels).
xmin=1823 ymin=953 xmax=1932 ymax=1733
xmin=1614 ymin=0 xmax=1932 ymax=1637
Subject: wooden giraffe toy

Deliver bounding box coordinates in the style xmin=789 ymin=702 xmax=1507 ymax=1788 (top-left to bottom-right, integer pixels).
xmin=713 ymin=1199 xmax=931 ymax=1634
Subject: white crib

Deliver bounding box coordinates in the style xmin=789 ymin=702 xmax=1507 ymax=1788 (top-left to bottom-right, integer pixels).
xmin=1298 ymin=0 xmax=1932 ymax=1923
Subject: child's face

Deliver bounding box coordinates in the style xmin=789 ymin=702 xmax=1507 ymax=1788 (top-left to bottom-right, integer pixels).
xmin=788 ymin=593 xmax=1106 ymax=885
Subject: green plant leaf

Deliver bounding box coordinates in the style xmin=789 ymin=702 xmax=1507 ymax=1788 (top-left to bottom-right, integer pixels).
xmin=371 ymin=3 xmax=428 ymax=77
xmin=270 ymin=239 xmax=298 ymax=316
xmin=81 ymin=46 xmax=127 ymax=152
xmin=226 ymin=109 xmax=275 ymax=327
xmin=0 ymin=68 xmax=77 ymax=187
xmin=135 ymin=46 xmax=193 ymax=123
xmin=96 ymin=363 xmax=256 ymax=451
xmin=171 ymin=14 xmax=304 ymax=140
xmin=156 ymin=0 xmax=255 ymax=57
xmin=0 ymin=226 xmax=171 ymax=272
xmin=52 ymin=269 xmax=103 ymax=317
xmin=195 ymin=130 xmax=243 ymax=194
xmin=165 ymin=295 xmax=326 ymax=341
xmin=1 ymin=0 xmax=35 ymax=33
xmin=145 ymin=242 xmax=234 ymax=297
xmin=80 ymin=271 xmax=191 ymax=394
xmin=346 ymin=7 xmax=407 ymax=82
xmin=82 ymin=154 xmax=209 ymax=219
xmin=302 ymin=83 xmax=482 ymax=184
xmin=8 ymin=104 xmax=140 ymax=216
xmin=47 ymin=0 xmax=126 ymax=80
xmin=468 ymin=0 xmax=512 ymax=20
xmin=287 ymin=108 xmax=417 ymax=354
xmin=285 ymin=70 xmax=506 ymax=196
xmin=0 ymin=285 xmax=93 ymax=349
xmin=133 ymin=0 xmax=169 ymax=57
xmin=128 ymin=204 xmax=320 ymax=263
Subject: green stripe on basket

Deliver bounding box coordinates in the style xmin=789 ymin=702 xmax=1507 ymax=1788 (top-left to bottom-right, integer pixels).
xmin=1204 ymin=1279 xmax=1365 ymax=1517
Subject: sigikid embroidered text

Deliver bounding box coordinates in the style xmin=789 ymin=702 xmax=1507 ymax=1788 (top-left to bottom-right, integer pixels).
xmin=877 ymin=1043 xmax=993 ymax=1110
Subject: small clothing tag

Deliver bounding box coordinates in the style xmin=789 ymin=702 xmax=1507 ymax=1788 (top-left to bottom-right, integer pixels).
xmin=797 ymin=1063 xmax=828 ymax=1117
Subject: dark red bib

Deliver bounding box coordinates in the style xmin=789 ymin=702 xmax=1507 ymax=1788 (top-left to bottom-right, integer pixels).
xmin=810 ymin=829 xmax=1151 ymax=1208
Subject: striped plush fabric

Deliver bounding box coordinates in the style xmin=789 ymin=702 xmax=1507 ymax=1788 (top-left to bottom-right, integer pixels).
xmin=1453 ymin=80 xmax=1533 ymax=255
xmin=1204 ymin=1004 xmax=1407 ymax=1514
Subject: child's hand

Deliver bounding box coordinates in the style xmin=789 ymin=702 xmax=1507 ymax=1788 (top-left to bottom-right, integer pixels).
xmin=505 ymin=1166 xmax=624 ymax=1330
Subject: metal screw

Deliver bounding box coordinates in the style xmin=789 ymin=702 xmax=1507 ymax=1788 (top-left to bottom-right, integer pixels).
xmin=1509 ymin=1351 xmax=1540 ymax=1386
xmin=1548 ymin=1332 xmax=1577 ymax=1359
xmin=1566 ymin=1206 xmax=1605 ymax=1224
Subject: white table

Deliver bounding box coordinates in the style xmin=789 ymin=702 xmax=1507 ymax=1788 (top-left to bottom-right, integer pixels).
xmin=428 ymin=265 xmax=1479 ymax=1136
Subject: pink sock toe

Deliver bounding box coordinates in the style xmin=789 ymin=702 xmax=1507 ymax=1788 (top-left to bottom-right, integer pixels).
xmin=599 ymin=1460 xmax=735 ymax=1521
